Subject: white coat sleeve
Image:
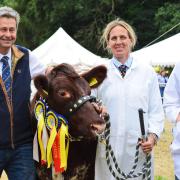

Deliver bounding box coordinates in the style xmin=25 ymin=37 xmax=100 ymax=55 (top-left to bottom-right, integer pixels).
xmin=163 ymin=62 xmax=180 ymax=123
xmin=29 ymin=50 xmax=46 ymax=79
xmin=148 ymin=69 xmax=164 ymax=137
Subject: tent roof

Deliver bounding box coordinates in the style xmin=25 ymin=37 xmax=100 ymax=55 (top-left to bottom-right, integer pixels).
xmin=132 ymin=33 xmax=180 ymax=67
xmin=33 ymin=27 xmax=179 ymax=68
xmin=32 ymin=27 xmax=105 ymax=67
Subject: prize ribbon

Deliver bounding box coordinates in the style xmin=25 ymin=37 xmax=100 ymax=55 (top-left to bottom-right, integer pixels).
xmin=46 ymin=111 xmax=69 ymax=173
xmin=34 ymin=100 xmax=47 ymax=164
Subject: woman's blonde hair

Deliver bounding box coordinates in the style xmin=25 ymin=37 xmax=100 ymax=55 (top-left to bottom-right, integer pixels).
xmin=100 ymin=19 xmax=137 ymax=52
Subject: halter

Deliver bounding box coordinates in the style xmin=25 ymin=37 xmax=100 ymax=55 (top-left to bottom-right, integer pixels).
xmin=65 ymin=95 xmax=97 ymax=118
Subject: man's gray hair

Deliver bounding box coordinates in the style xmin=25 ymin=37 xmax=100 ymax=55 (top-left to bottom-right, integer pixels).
xmin=0 ymin=6 xmax=20 ymax=28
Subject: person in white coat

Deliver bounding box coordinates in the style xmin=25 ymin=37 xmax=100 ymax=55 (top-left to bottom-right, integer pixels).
xmin=163 ymin=62 xmax=180 ymax=180
xmin=92 ymin=19 xmax=164 ymax=180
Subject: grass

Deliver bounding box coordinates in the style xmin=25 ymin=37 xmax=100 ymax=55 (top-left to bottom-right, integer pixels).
xmin=1 ymin=120 xmax=174 ymax=180
xmin=155 ymin=176 xmax=168 ymax=180
xmin=154 ymin=120 xmax=174 ymax=180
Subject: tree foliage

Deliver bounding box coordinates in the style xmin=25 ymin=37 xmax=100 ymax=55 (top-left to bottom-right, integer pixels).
xmin=0 ymin=0 xmax=179 ymax=57
xmin=155 ymin=2 xmax=180 ymax=36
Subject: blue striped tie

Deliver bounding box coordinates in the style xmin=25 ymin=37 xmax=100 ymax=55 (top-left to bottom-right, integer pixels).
xmin=119 ymin=65 xmax=127 ymax=78
xmin=1 ymin=56 xmax=11 ymax=99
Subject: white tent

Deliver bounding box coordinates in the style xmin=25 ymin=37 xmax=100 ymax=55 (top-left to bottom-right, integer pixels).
xmin=33 ymin=27 xmax=180 ymax=68
xmin=132 ymin=33 xmax=180 ymax=67
xmin=31 ymin=27 xmax=107 ymax=97
xmin=32 ymin=27 xmax=105 ymax=68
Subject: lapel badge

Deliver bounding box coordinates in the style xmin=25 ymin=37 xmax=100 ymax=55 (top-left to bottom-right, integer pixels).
xmin=17 ymin=69 xmax=21 ymax=73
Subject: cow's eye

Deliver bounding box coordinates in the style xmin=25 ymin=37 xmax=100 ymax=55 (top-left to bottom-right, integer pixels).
xmin=58 ymin=90 xmax=71 ymax=98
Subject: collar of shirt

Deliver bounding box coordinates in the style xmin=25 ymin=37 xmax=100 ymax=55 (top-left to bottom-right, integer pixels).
xmin=112 ymin=56 xmax=133 ymax=70
xmin=0 ymin=49 xmax=12 ymax=76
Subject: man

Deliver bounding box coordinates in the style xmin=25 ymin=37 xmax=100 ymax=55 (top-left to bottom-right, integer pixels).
xmin=164 ymin=62 xmax=180 ymax=180
xmin=0 ymin=6 xmax=45 ymax=180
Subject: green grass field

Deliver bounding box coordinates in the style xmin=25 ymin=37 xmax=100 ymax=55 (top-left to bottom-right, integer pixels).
xmin=154 ymin=120 xmax=174 ymax=180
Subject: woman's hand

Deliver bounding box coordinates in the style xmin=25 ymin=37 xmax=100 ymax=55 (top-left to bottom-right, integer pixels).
xmin=139 ymin=133 xmax=157 ymax=154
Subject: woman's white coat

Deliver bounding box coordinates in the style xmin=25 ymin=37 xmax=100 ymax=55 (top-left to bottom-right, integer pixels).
xmin=93 ymin=58 xmax=164 ymax=180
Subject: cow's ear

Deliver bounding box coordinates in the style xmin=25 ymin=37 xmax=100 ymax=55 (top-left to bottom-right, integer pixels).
xmin=81 ymin=65 xmax=107 ymax=88
xmin=34 ymin=75 xmax=49 ymax=98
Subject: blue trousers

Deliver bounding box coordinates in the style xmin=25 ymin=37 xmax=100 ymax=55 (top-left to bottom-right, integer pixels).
xmin=0 ymin=143 xmax=36 ymax=180
xmin=159 ymin=87 xmax=165 ymax=98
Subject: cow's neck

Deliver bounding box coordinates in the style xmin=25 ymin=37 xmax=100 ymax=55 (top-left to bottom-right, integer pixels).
xmin=63 ymin=140 xmax=97 ymax=180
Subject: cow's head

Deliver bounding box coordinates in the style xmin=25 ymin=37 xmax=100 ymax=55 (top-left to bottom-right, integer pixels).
xmin=33 ymin=63 xmax=107 ymax=140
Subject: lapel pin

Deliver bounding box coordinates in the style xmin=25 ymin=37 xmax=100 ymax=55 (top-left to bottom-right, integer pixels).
xmin=17 ymin=69 xmax=21 ymax=73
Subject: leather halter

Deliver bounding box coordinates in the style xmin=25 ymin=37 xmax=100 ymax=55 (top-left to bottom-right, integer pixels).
xmin=65 ymin=95 xmax=97 ymax=118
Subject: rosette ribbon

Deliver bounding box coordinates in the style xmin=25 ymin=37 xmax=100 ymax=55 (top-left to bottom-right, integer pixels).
xmin=46 ymin=111 xmax=69 ymax=173
xmin=34 ymin=99 xmax=48 ymax=164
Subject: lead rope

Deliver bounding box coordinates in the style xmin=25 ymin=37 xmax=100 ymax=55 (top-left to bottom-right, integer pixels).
xmin=99 ymin=115 xmax=151 ymax=180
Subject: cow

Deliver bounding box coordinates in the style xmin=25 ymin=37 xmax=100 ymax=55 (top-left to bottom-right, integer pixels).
xmin=31 ymin=63 xmax=107 ymax=180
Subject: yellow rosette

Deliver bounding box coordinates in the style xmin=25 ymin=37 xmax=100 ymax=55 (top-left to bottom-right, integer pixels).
xmin=46 ymin=111 xmax=58 ymax=168
xmin=59 ymin=122 xmax=69 ymax=171
xmin=46 ymin=111 xmax=69 ymax=173
xmin=34 ymin=100 xmax=47 ymax=164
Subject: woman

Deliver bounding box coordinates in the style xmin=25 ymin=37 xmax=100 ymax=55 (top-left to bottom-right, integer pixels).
xmin=92 ymin=19 xmax=164 ymax=180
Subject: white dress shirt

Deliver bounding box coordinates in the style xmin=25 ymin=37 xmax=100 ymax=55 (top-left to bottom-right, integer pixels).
xmin=0 ymin=48 xmax=45 ymax=78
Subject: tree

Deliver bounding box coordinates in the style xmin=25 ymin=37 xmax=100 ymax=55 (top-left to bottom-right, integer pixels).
xmin=155 ymin=2 xmax=180 ymax=37
xmin=1 ymin=0 xmax=179 ymax=57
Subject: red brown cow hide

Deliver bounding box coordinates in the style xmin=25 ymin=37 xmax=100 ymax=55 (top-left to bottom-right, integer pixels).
xmin=31 ymin=63 xmax=107 ymax=180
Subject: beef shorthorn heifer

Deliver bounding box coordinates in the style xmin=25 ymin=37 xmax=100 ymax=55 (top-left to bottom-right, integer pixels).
xmin=31 ymin=63 xmax=107 ymax=180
